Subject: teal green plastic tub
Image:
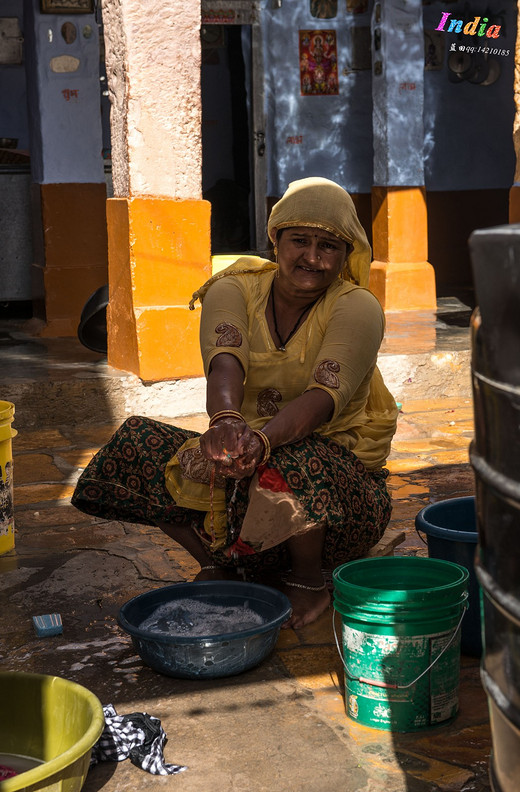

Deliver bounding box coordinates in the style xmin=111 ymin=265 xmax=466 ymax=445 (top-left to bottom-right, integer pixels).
xmin=118 ymin=580 xmax=292 ymax=679
xmin=333 ymin=556 xmax=469 ymax=732
xmin=0 ymin=672 xmax=104 ymax=792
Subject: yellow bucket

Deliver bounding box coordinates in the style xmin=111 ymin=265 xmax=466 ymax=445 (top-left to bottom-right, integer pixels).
xmin=0 ymin=401 xmax=17 ymax=555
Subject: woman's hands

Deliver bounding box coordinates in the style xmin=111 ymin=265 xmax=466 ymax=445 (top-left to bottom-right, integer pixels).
xmin=199 ymin=418 xmax=264 ymax=479
xmin=203 ymin=354 xmax=264 ymax=479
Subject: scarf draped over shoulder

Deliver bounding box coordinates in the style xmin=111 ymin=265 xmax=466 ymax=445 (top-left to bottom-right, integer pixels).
xmin=188 ymin=177 xmax=397 ymax=470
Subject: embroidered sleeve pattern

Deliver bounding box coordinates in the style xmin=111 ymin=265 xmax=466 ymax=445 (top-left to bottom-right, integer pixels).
xmin=200 ymin=276 xmax=250 ymax=378
xmin=256 ymin=387 xmax=282 ymax=417
xmin=314 ymin=360 xmax=340 ymax=389
xmin=215 ymin=323 xmax=242 ymax=347
xmin=305 ymin=288 xmax=385 ymax=419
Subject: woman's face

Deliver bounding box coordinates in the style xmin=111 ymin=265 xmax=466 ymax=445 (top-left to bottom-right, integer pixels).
xmin=276 ymin=226 xmax=349 ymax=296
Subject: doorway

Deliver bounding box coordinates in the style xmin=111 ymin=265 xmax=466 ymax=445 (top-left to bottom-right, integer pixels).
xmin=201 ymin=24 xmax=252 ymax=253
xmin=201 ymin=2 xmax=266 ymax=255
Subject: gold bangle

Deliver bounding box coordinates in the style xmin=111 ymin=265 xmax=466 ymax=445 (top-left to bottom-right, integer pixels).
xmin=253 ymin=429 xmax=271 ymax=465
xmin=209 ymin=409 xmax=244 ymax=428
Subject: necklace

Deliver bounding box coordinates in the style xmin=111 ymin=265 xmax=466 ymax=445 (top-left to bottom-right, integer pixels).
xmin=270 ymin=282 xmax=320 ymax=352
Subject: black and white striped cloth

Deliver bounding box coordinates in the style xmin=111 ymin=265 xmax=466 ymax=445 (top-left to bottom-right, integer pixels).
xmin=90 ymin=704 xmax=187 ymax=775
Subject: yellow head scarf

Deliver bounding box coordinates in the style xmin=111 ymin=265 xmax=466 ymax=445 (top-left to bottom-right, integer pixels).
xmin=267 ymin=177 xmax=371 ymax=287
xmin=190 ymin=177 xmax=372 ymax=308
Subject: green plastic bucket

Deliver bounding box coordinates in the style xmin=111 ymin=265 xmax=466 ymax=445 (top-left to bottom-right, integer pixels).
xmin=333 ymin=556 xmax=469 ymax=732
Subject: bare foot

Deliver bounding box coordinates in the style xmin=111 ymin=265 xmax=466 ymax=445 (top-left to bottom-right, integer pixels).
xmin=281 ymin=584 xmax=331 ymax=630
xmin=194 ymin=566 xmax=240 ymax=582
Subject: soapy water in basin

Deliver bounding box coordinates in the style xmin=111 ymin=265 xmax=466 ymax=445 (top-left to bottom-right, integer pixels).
xmin=138 ymin=598 xmax=266 ymax=637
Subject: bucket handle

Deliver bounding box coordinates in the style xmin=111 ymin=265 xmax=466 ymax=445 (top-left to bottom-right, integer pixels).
xmin=332 ymin=606 xmax=466 ymax=690
xmin=414 ymin=525 xmax=428 ymax=546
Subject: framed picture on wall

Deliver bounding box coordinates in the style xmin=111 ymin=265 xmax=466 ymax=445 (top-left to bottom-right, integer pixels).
xmin=40 ymin=0 xmax=94 ymax=13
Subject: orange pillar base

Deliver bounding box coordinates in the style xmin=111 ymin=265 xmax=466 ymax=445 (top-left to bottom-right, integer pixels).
xmin=370 ymin=186 xmax=436 ymax=312
xmin=509 ymin=185 xmax=520 ymax=223
xmin=369 ymin=260 xmax=437 ymax=312
xmin=106 ymin=196 xmax=211 ymax=381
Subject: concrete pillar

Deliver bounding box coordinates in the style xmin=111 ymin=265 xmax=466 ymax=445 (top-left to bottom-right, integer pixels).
xmin=509 ymin=1 xmax=520 ymax=223
xmin=23 ymin=0 xmax=108 ymax=336
xmin=102 ymin=0 xmax=211 ymax=381
xmin=369 ymin=0 xmax=436 ymax=312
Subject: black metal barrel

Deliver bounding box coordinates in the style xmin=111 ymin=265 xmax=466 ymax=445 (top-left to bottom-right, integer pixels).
xmin=469 ymin=225 xmax=520 ymax=792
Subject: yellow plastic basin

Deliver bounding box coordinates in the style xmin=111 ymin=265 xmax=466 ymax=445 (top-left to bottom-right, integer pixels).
xmin=0 ymin=672 xmax=104 ymax=792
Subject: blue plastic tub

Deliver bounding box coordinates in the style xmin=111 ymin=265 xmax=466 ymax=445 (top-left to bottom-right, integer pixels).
xmin=118 ymin=580 xmax=292 ymax=679
xmin=415 ymin=496 xmax=481 ymax=657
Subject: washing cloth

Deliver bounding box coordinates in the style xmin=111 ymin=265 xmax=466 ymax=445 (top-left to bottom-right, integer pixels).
xmin=90 ymin=704 xmax=187 ymax=775
xmin=0 ymin=764 xmax=17 ymax=780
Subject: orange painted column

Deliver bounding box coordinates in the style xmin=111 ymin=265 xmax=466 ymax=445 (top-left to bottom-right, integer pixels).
xmin=32 ymin=184 xmax=108 ymax=337
xmin=369 ymin=186 xmax=437 ymax=312
xmin=23 ymin=3 xmax=108 ymax=337
xmin=102 ymin=0 xmax=207 ymax=381
xmin=106 ymin=197 xmax=211 ymax=381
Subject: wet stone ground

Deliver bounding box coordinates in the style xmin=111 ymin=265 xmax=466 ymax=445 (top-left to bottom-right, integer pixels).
xmin=0 ymin=396 xmax=491 ymax=792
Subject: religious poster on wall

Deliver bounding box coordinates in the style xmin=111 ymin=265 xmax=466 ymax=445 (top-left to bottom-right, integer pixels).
xmin=299 ymin=30 xmax=339 ymax=96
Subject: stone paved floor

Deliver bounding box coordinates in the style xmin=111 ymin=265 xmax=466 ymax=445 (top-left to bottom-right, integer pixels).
xmin=0 ymin=394 xmax=490 ymax=792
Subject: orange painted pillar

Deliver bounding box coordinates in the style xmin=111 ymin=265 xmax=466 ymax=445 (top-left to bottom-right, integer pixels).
xmin=32 ymin=184 xmax=108 ymax=337
xmin=106 ymin=197 xmax=211 ymax=381
xmin=369 ymin=186 xmax=437 ymax=312
xmin=369 ymin=0 xmax=436 ymax=312
xmin=102 ymin=0 xmax=208 ymax=381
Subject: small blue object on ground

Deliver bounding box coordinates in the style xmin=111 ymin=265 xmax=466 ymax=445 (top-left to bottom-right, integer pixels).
xmin=32 ymin=613 xmax=63 ymax=637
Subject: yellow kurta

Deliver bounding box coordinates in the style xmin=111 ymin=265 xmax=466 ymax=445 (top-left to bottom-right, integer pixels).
xmin=167 ymin=179 xmax=397 ymax=558
xmin=199 ymin=263 xmax=397 ymax=470
xmin=166 ymin=256 xmax=397 ymax=553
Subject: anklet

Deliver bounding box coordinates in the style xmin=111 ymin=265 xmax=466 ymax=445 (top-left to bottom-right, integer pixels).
xmin=200 ymin=565 xmax=218 ymax=571
xmin=283 ymin=578 xmax=327 ymax=592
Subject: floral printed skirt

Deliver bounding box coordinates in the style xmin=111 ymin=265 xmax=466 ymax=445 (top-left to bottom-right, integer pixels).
xmin=71 ymin=416 xmax=392 ymax=578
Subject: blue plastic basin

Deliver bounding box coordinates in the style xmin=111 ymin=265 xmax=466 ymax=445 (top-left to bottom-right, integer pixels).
xmin=118 ymin=580 xmax=292 ymax=679
xmin=415 ymin=496 xmax=481 ymax=657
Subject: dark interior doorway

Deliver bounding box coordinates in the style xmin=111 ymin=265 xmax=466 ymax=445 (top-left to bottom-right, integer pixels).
xmin=201 ymin=25 xmax=253 ymax=254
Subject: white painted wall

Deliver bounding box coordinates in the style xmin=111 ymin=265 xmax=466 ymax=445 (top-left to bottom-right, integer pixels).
xmin=261 ymin=0 xmax=515 ymax=196
xmin=0 ymin=0 xmax=29 ymax=149
xmin=423 ymin=0 xmax=515 ymax=191
xmin=371 ymin=0 xmax=425 ymax=187
xmin=24 ymin=0 xmax=104 ymax=184
xmin=2 ymin=0 xmax=517 ymax=197
xmin=262 ymin=0 xmax=373 ymax=196
xmin=101 ymin=0 xmax=202 ymax=199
